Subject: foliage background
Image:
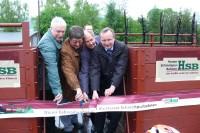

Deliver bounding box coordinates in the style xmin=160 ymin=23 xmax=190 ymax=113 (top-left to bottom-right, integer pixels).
xmin=0 ymin=0 xmax=199 ymax=44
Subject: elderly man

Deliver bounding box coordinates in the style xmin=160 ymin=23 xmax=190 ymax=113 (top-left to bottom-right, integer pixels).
xmin=84 ymin=24 xmax=100 ymax=44
xmin=79 ymin=30 xmax=99 ymax=133
xmin=79 ymin=30 xmax=98 ymax=99
xmin=38 ymin=16 xmax=66 ymax=103
xmin=90 ymin=27 xmax=128 ymax=133
xmin=84 ymin=25 xmax=94 ymax=34
xmin=37 ymin=16 xmax=67 ymax=133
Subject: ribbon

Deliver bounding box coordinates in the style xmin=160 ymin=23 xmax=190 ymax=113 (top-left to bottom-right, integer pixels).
xmin=0 ymin=89 xmax=200 ymax=119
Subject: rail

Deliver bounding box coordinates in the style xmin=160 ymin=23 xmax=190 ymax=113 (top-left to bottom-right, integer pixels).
xmin=116 ymin=33 xmax=197 ymax=46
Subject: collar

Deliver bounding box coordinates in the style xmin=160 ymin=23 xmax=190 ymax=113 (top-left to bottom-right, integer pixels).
xmin=105 ymin=47 xmax=113 ymax=51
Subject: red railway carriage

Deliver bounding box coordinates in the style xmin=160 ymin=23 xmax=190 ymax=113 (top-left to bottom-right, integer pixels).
xmin=0 ymin=22 xmax=200 ymax=133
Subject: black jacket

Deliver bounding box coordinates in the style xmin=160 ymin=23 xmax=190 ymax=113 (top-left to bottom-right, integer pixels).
xmin=90 ymin=40 xmax=128 ymax=96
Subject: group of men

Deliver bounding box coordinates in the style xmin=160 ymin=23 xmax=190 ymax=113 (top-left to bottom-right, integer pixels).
xmin=37 ymin=16 xmax=128 ymax=133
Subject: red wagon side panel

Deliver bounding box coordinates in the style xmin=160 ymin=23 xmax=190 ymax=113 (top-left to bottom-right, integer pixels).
xmin=126 ymin=46 xmax=200 ymax=133
xmin=0 ymin=22 xmax=41 ymax=133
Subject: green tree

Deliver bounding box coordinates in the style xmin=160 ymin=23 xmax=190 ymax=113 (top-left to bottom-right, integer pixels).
xmin=162 ymin=8 xmax=178 ymax=42
xmin=197 ymin=23 xmax=200 ymax=45
xmin=38 ymin=0 xmax=71 ymax=36
xmin=162 ymin=9 xmax=193 ymax=42
xmin=179 ymin=9 xmax=193 ymax=42
xmin=147 ymin=7 xmax=194 ymax=43
xmin=45 ymin=0 xmax=69 ymax=9
xmin=71 ymin=0 xmax=100 ymax=32
xmin=103 ymin=1 xmax=125 ymax=41
xmin=147 ymin=7 xmax=162 ymax=33
xmin=0 ymin=0 xmax=28 ymax=31
xmin=104 ymin=1 xmax=124 ymax=33
xmin=162 ymin=8 xmax=178 ymax=34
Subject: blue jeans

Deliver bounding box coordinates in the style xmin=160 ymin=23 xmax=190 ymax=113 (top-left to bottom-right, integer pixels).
xmin=55 ymin=99 xmax=84 ymax=132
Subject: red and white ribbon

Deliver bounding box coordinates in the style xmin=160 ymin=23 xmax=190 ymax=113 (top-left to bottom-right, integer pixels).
xmin=0 ymin=89 xmax=200 ymax=119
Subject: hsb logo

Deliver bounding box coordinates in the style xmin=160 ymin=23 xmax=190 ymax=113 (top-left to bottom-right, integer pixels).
xmin=0 ymin=67 xmax=17 ymax=74
xmin=178 ymin=60 xmax=199 ymax=70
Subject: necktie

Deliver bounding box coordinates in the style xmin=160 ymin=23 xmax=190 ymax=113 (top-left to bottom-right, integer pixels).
xmin=106 ymin=48 xmax=113 ymax=55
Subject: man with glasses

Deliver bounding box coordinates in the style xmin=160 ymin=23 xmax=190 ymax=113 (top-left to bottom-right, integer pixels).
xmin=38 ymin=16 xmax=66 ymax=104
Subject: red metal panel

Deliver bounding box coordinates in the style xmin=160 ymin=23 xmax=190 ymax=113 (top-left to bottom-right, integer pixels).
xmin=0 ymin=48 xmax=38 ymax=100
xmin=0 ymin=22 xmax=40 ymax=133
xmin=126 ymin=46 xmax=200 ymax=133
xmin=0 ymin=118 xmax=41 ymax=133
xmin=0 ymin=48 xmax=41 ymax=133
xmin=135 ymin=106 xmax=200 ymax=133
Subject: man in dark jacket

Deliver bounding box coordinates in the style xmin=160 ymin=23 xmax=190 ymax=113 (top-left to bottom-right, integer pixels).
xmin=90 ymin=27 xmax=128 ymax=133
xmin=79 ymin=30 xmax=99 ymax=99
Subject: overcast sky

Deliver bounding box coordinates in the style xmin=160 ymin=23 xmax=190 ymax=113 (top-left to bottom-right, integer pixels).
xmin=23 ymin=0 xmax=200 ymax=20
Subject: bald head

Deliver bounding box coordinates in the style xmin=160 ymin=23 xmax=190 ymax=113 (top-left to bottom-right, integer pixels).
xmin=84 ymin=30 xmax=96 ymax=49
xmin=84 ymin=25 xmax=95 ymax=36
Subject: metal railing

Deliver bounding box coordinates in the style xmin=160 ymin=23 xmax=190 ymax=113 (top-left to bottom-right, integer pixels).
xmin=116 ymin=33 xmax=198 ymax=46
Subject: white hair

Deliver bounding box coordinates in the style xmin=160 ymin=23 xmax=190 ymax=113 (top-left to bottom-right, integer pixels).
xmin=50 ymin=16 xmax=67 ymax=28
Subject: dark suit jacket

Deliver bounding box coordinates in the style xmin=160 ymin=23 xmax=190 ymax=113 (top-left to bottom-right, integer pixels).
xmin=79 ymin=45 xmax=93 ymax=94
xmin=79 ymin=41 xmax=99 ymax=95
xmin=90 ymin=40 xmax=128 ymax=96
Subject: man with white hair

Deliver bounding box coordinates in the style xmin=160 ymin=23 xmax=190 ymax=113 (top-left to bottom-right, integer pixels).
xmin=38 ymin=16 xmax=66 ymax=103
xmin=37 ymin=16 xmax=67 ymax=133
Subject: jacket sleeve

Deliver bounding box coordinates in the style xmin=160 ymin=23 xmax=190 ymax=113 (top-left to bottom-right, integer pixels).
xmin=90 ymin=49 xmax=101 ymax=91
xmin=79 ymin=49 xmax=90 ymax=94
xmin=61 ymin=50 xmax=80 ymax=91
xmin=38 ymin=41 xmax=62 ymax=96
xmin=111 ymin=45 xmax=128 ymax=88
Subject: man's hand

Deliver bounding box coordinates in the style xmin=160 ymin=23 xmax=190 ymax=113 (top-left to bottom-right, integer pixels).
xmin=83 ymin=92 xmax=89 ymax=101
xmin=53 ymin=93 xmax=63 ymax=104
xmin=75 ymin=88 xmax=84 ymax=101
xmin=92 ymin=90 xmax=99 ymax=100
xmin=104 ymin=85 xmax=116 ymax=96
